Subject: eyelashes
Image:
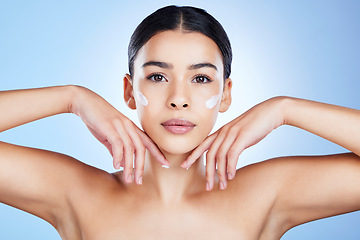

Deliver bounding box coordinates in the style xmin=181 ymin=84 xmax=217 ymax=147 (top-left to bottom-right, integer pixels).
xmin=192 ymin=74 xmax=213 ymax=84
xmin=146 ymin=73 xmax=213 ymax=84
xmin=146 ymin=73 xmax=166 ymax=82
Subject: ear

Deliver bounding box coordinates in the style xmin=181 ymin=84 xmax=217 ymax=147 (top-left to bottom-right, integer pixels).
xmin=219 ymin=78 xmax=232 ymax=113
xmin=123 ymin=74 xmax=136 ymax=110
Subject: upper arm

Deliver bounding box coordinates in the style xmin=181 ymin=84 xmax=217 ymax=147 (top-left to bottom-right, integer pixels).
xmin=272 ymin=153 xmax=360 ymax=231
xmin=0 ymin=140 xmax=94 ymax=226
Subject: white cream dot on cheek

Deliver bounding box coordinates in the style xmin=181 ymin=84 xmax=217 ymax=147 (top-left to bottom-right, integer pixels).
xmin=205 ymin=93 xmax=222 ymax=109
xmin=135 ymin=90 xmax=148 ymax=107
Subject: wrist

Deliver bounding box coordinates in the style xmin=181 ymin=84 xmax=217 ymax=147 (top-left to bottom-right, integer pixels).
xmin=64 ymin=85 xmax=83 ymax=115
xmin=276 ymin=96 xmax=297 ymax=126
xmin=271 ymin=96 xmax=294 ymax=127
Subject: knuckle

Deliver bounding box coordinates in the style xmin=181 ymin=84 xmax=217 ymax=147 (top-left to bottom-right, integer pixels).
xmin=205 ymin=170 xmax=215 ymax=179
xmin=112 ymin=117 xmax=121 ymax=124
xmin=216 ymin=153 xmax=226 ymax=161
xmin=229 ymin=125 xmax=240 ymax=133
xmin=222 ymin=124 xmax=230 ymax=132
xmin=206 ymin=150 xmax=216 ymax=161
xmin=125 ymin=144 xmax=134 ymax=153
xmin=137 ymin=145 xmax=146 ymax=154
xmin=227 ymin=149 xmax=238 ymax=160
xmin=227 ymin=166 xmax=236 ymax=174
xmin=112 ymin=137 xmax=124 ymax=146
xmin=217 ymin=171 xmax=226 ymax=178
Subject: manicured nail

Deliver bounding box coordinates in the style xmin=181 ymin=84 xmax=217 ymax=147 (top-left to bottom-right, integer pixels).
xmin=116 ymin=163 xmax=120 ymax=169
xmin=138 ymin=176 xmax=143 ymax=185
xmin=127 ymin=174 xmax=132 ymax=183
xmin=181 ymin=161 xmax=187 ymax=168
xmin=162 ymin=165 xmax=170 ymax=168
xmin=220 ymin=181 xmax=225 ymax=190
xmin=206 ymin=182 xmax=210 ymax=191
xmin=228 ymin=172 xmax=233 ymax=180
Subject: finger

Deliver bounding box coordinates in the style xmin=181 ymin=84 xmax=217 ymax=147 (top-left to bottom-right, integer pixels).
xmin=135 ymin=127 xmax=170 ymax=166
xmin=182 ymin=132 xmax=218 ymax=169
xmin=216 ymin=152 xmax=228 ymax=190
xmin=226 ymin=137 xmax=246 ymax=180
xmin=125 ymin=124 xmax=146 ymax=185
xmin=113 ymin=121 xmax=134 ymax=183
xmin=206 ymin=129 xmax=230 ymax=190
xmin=109 ymin=137 xmax=124 ymax=170
xmin=216 ymin=127 xmax=240 ymax=181
xmin=205 ymin=150 xmax=216 ymax=191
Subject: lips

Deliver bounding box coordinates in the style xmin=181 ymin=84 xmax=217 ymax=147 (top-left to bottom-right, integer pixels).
xmin=161 ymin=119 xmax=196 ymax=134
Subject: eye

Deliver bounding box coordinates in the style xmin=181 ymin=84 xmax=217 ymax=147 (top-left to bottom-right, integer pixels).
xmin=147 ymin=73 xmax=167 ymax=82
xmin=192 ymin=74 xmax=213 ymax=84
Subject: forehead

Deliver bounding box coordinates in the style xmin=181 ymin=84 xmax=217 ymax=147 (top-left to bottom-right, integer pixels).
xmin=133 ymin=30 xmax=224 ymax=73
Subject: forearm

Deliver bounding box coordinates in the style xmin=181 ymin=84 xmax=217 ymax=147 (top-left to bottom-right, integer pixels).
xmin=282 ymin=97 xmax=360 ymax=156
xmin=0 ymin=85 xmax=76 ymax=133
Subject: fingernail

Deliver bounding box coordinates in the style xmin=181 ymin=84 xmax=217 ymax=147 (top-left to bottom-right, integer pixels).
xmin=138 ymin=176 xmax=143 ymax=185
xmin=115 ymin=163 xmax=120 ymax=169
xmin=181 ymin=161 xmax=187 ymax=168
xmin=206 ymin=182 xmax=210 ymax=191
xmin=127 ymin=174 xmax=132 ymax=183
xmin=228 ymin=173 xmax=233 ymax=180
xmin=220 ymin=181 xmax=225 ymax=190
xmin=162 ymin=165 xmax=170 ymax=168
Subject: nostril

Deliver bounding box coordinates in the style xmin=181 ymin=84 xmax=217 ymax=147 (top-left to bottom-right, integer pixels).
xmin=183 ymin=104 xmax=188 ymax=108
xmin=171 ymin=103 xmax=176 ymax=107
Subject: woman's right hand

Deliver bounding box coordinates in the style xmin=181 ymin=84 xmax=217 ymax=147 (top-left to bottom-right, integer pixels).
xmin=69 ymin=85 xmax=170 ymax=185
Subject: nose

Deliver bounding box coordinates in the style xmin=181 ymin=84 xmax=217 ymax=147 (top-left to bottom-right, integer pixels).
xmin=167 ymin=83 xmax=190 ymax=110
xmin=170 ymin=102 xmax=189 ymax=109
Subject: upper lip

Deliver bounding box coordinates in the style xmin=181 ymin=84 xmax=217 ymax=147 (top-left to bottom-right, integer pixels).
xmin=161 ymin=118 xmax=196 ymax=127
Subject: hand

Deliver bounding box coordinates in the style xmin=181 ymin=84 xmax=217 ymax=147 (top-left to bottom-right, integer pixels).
xmin=69 ymin=86 xmax=170 ymax=185
xmin=181 ymin=97 xmax=286 ymax=191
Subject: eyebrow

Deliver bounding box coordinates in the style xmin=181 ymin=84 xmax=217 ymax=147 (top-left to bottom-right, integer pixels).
xmin=142 ymin=61 xmax=173 ymax=69
xmin=142 ymin=61 xmax=218 ymax=71
xmin=188 ymin=63 xmax=218 ymax=71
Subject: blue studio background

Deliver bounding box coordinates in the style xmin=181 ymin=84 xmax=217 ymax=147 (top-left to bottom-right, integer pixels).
xmin=1 ymin=0 xmax=360 ymax=239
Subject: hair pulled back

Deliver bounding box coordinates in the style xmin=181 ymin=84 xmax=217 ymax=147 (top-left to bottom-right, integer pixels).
xmin=128 ymin=5 xmax=232 ymax=79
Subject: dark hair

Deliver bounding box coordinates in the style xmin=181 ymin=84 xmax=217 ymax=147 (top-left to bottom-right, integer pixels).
xmin=128 ymin=5 xmax=232 ymax=80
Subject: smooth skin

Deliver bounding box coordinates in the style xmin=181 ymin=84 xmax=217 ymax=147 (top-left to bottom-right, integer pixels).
xmin=1 ymin=30 xmax=360 ymax=239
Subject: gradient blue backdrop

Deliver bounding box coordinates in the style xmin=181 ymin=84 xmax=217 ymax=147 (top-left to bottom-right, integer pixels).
xmin=1 ymin=0 xmax=360 ymax=239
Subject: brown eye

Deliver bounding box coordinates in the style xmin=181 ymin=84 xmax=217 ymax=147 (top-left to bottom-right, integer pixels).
xmin=193 ymin=75 xmax=212 ymax=84
xmin=147 ymin=74 xmax=166 ymax=82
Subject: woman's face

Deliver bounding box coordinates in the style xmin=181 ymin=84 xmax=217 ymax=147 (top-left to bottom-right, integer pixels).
xmin=125 ymin=30 xmax=232 ymax=155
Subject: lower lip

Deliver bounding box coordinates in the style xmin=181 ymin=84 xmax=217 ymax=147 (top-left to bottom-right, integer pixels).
xmin=162 ymin=125 xmax=195 ymax=134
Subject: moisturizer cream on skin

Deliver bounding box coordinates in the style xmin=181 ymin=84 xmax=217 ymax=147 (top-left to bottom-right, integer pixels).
xmin=205 ymin=93 xmax=222 ymax=109
xmin=135 ymin=90 xmax=148 ymax=107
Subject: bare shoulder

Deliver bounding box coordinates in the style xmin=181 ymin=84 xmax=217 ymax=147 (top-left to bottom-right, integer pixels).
xmin=226 ymin=153 xmax=360 ymax=239
xmin=50 ymin=156 xmax=125 ymax=239
xmin=0 ymin=140 xmax=125 ymax=239
xmin=215 ymin=157 xmax=293 ymax=239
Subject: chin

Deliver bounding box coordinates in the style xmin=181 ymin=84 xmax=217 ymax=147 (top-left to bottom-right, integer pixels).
xmin=149 ymin=134 xmax=202 ymax=156
xmin=159 ymin=139 xmax=199 ymax=155
xmin=159 ymin=145 xmax=195 ymax=156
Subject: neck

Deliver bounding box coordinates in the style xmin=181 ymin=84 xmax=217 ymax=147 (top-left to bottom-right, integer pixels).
xmin=143 ymin=150 xmax=206 ymax=205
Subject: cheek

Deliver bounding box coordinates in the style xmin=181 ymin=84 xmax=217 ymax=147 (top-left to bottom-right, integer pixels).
xmin=134 ymin=90 xmax=148 ymax=107
xmin=205 ymin=93 xmax=222 ymax=109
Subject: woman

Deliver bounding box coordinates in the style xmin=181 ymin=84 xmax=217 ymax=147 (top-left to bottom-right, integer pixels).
xmin=1 ymin=5 xmax=360 ymax=240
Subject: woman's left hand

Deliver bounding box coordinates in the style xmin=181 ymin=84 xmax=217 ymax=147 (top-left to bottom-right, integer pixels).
xmin=181 ymin=97 xmax=287 ymax=191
